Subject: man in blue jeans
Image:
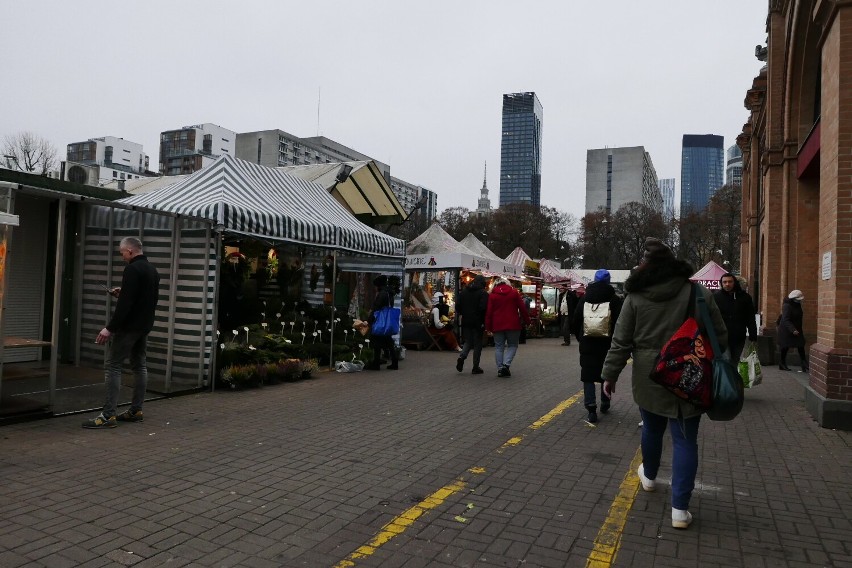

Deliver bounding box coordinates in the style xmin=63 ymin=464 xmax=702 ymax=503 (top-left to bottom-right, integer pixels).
xmin=83 ymin=237 xmax=160 ymax=429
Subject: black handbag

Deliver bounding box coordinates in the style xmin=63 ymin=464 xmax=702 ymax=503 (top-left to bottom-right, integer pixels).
xmin=696 ymin=292 xmax=744 ymax=421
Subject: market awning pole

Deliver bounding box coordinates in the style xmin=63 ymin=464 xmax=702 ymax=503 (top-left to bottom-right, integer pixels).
xmin=328 ymin=250 xmax=337 ymax=371
xmin=48 ymin=198 xmax=67 ymax=408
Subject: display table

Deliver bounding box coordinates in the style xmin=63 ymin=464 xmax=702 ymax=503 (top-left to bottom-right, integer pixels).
xmin=3 ymin=337 xmax=51 ymax=349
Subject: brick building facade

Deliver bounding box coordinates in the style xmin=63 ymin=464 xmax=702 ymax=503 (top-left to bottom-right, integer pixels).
xmin=738 ymin=0 xmax=852 ymax=429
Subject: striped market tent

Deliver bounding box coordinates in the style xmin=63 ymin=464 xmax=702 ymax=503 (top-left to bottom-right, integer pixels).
xmin=119 ymin=154 xmax=405 ymax=258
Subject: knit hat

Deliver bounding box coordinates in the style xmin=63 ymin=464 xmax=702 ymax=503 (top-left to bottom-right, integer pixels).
xmin=373 ymin=275 xmax=387 ymax=287
xmin=593 ymin=269 xmax=611 ymax=283
xmin=788 ymin=289 xmax=804 ymax=301
xmin=643 ymin=237 xmax=675 ymax=264
xmin=431 ymin=292 xmax=444 ymax=304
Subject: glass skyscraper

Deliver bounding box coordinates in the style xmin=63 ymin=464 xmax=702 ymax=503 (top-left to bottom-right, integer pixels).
xmin=679 ymin=134 xmax=724 ymax=214
xmin=499 ymin=92 xmax=543 ymax=207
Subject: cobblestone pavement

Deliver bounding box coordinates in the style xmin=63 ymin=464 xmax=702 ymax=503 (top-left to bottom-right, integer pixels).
xmin=0 ymin=338 xmax=850 ymax=567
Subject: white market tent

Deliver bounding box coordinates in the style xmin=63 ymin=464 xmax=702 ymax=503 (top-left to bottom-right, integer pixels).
xmin=120 ymin=154 xmax=405 ymax=257
xmin=406 ymin=223 xmax=522 ymax=277
xmin=459 ymin=233 xmax=504 ymax=262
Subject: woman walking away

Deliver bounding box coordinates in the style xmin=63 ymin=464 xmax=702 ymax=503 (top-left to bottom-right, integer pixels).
xmin=364 ymin=275 xmax=399 ymax=371
xmin=456 ymin=275 xmax=489 ymax=374
xmin=777 ymin=289 xmax=808 ymax=372
xmin=601 ymin=237 xmax=727 ymax=530
xmin=573 ymin=269 xmax=622 ymax=423
xmin=485 ymin=278 xmax=530 ymax=377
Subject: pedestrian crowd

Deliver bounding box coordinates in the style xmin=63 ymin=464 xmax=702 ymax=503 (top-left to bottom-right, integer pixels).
xmin=359 ymin=236 xmax=801 ymax=532
xmin=87 ymin=235 xmax=806 ymax=535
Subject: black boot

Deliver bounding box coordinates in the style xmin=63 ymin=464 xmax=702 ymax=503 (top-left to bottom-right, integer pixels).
xmin=779 ymin=362 xmax=790 ymax=371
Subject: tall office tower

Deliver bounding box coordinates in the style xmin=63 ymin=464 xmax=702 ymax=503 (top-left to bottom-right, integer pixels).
xmin=679 ymin=134 xmax=724 ymax=213
xmin=726 ymin=144 xmax=743 ymax=187
xmin=584 ymin=146 xmax=662 ymax=215
xmin=658 ymin=178 xmax=676 ymax=218
xmin=499 ymin=92 xmax=543 ymax=207
xmin=159 ymin=123 xmax=236 ymax=175
xmin=473 ymin=162 xmax=492 ymax=217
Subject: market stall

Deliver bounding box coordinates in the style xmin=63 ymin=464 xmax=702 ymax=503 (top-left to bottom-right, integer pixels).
xmin=690 ymin=260 xmax=728 ymax=290
xmin=403 ymin=224 xmax=523 ymax=348
xmin=119 ymin=154 xmax=406 ymax=372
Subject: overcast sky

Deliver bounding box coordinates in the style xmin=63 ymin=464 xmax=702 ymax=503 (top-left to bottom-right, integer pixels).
xmin=1 ymin=1 xmax=768 ymax=220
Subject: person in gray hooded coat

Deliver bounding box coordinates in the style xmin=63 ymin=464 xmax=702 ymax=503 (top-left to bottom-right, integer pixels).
xmin=601 ymin=237 xmax=727 ymax=530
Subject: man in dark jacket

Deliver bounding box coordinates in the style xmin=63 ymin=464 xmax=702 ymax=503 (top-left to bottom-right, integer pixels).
xmin=83 ymin=237 xmax=160 ymax=429
xmin=456 ymin=274 xmax=489 ymax=374
xmin=713 ymin=272 xmax=757 ymax=363
xmin=572 ymin=269 xmax=623 ymax=423
xmin=365 ymin=275 xmax=399 ymax=371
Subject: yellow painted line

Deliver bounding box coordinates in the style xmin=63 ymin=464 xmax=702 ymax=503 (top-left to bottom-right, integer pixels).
xmin=336 ymin=391 xmax=583 ymax=567
xmin=530 ymin=392 xmax=583 ymax=429
xmin=498 ymin=391 xmax=583 ymax=453
xmin=585 ymin=447 xmax=644 ymax=568
xmin=333 ymin=479 xmax=467 ymax=568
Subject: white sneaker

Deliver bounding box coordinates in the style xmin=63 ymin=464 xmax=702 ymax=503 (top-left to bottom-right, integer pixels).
xmin=637 ymin=464 xmax=656 ymax=492
xmin=672 ymin=508 xmax=693 ymax=529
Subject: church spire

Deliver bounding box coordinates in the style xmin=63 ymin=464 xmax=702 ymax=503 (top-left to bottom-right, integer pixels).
xmin=476 ymin=161 xmax=491 ymax=215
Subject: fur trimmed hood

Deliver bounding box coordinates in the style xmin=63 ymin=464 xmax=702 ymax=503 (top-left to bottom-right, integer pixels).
xmin=624 ymin=258 xmax=695 ymax=301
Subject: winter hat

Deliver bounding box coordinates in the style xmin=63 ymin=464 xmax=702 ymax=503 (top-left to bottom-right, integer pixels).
xmin=431 ymin=292 xmax=444 ymax=304
xmin=643 ymin=237 xmax=675 ymax=264
xmin=788 ymin=289 xmax=804 ymax=301
xmin=373 ymin=275 xmax=387 ymax=287
xmin=593 ymin=269 xmax=611 ymax=284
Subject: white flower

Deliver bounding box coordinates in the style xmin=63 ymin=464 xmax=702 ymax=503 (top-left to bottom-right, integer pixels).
xmin=358 ymin=343 xmax=363 ymax=349
xmin=276 ymin=313 xmax=281 ymax=318
xmin=301 ymin=332 xmax=306 ymax=336
xmin=261 ymin=312 xmax=266 ymax=318
xmin=285 ymin=339 xmax=292 ymax=344
xmin=232 ymin=330 xmax=238 ymax=336
xmin=300 ymin=311 xmax=304 ymax=315
xmin=312 ymin=332 xmax=317 ymax=337
xmin=219 ymin=343 xmax=225 ymax=349
xmin=249 ymin=345 xmax=256 ymax=351
xmin=243 ymin=326 xmax=249 ymax=332
xmin=216 ymin=330 xmax=220 ymax=337
xmin=290 ymin=321 xmax=295 ymax=326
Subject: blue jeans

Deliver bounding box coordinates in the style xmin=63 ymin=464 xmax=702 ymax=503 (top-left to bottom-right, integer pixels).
xmin=492 ymin=330 xmax=520 ymax=369
xmin=102 ymin=331 xmax=149 ymax=418
xmin=583 ymin=382 xmax=610 ymax=411
xmin=639 ymin=408 xmax=701 ymax=511
xmin=459 ymin=327 xmax=483 ymax=368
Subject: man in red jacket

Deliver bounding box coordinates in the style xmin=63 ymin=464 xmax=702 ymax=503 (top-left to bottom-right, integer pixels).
xmin=485 ymin=279 xmax=530 ymax=377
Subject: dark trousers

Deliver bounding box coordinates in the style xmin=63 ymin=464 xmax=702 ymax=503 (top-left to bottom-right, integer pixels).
xmin=561 ymin=316 xmax=572 ymax=344
xmin=780 ymin=346 xmax=808 ymax=369
xmin=459 ymin=326 xmax=483 ymax=368
xmin=371 ymin=335 xmax=397 ymax=367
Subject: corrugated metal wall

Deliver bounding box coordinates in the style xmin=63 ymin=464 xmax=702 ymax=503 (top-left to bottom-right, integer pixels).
xmin=79 ymin=212 xmax=216 ymax=393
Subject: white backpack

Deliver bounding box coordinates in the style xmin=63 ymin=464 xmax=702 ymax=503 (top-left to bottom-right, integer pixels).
xmin=583 ymin=302 xmax=612 ymax=338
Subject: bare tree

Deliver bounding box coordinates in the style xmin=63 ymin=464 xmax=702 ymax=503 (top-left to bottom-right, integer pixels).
xmin=2 ymin=131 xmax=58 ymax=175
xmin=610 ymin=202 xmax=668 ymax=268
xmin=436 ymin=207 xmax=473 ymax=241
